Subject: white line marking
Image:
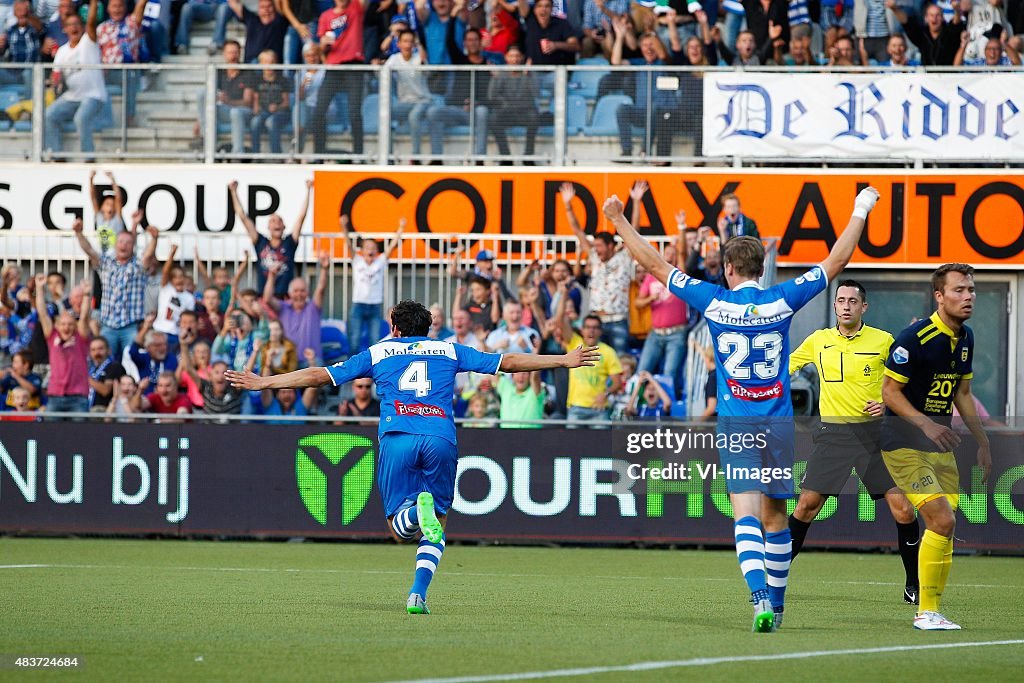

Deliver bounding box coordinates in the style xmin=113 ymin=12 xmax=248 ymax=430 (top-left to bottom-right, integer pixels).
xmin=384 ymin=640 xmax=1024 ymax=683
xmin=0 ymin=564 xmax=1016 ymax=589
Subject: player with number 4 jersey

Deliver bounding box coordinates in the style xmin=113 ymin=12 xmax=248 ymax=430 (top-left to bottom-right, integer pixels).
xmin=604 ymin=186 xmax=881 ymax=632
xmin=226 ymin=300 xmax=599 ymax=615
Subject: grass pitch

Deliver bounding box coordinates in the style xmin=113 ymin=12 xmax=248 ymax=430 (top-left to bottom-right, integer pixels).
xmin=1 ymin=538 xmax=1022 ymax=682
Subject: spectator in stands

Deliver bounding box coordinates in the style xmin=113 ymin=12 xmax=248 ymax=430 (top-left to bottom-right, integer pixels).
xmin=208 ymin=0 xmax=239 ymax=54
xmin=626 ymin=370 xmax=672 ymax=419
xmin=686 ymin=226 xmax=726 ymax=286
xmin=247 ymin=48 xmax=291 ymax=154
xmin=425 ymin=25 xmax=493 ymax=162
xmin=213 ymin=309 xmax=256 ymax=371
xmin=227 ymin=0 xmax=287 ymax=63
xmin=855 ymin=0 xmax=898 ymax=64
xmin=261 ymin=385 xmax=317 ymax=421
xmin=517 ymin=0 xmax=580 ymax=64
xmin=561 ymin=182 xmax=633 ymax=354
xmin=377 ymin=14 xmax=407 ymax=61
xmin=428 ymin=304 xmax=453 ymax=340
xmin=0 ymin=0 xmax=43 ymax=99
xmin=194 ymin=251 xmax=238 ymax=315
xmin=97 ymin=0 xmax=149 ymax=126
xmin=559 ymin=311 xmax=623 ymax=426
xmin=612 ymin=25 xmax=678 ymax=162
xmin=87 ymin=335 xmax=124 ymax=410
xmin=229 ymin=178 xmax=311 ymax=299
xmin=386 ymin=29 xmax=433 ymax=162
xmin=261 ymin=251 xmax=329 ymax=366
xmin=445 ymin=309 xmax=480 ymax=348
xmin=259 ymin=319 xmax=298 ymax=374
xmin=45 ymin=0 xmax=107 ymax=157
xmin=195 ymin=287 xmax=223 ymax=342
xmin=192 ymin=40 xmax=251 ymax=155
xmin=450 ymin=248 xmax=515 ymax=303
xmin=88 ymin=170 xmax=125 ymax=256
xmin=106 ymin=373 xmax=141 ymax=419
xmin=720 ymin=28 xmax=763 ymax=65
xmin=963 ymin=0 xmax=1011 ymax=62
xmin=581 ymin=0 xmax=625 ymax=57
xmin=463 ymin=393 xmax=495 ymax=427
xmin=828 ymin=32 xmax=857 ymax=65
xmin=295 ymin=40 xmax=325 ymax=151
xmin=33 ymin=273 xmax=92 ymax=415
xmin=497 ymin=370 xmax=544 ymax=428
xmin=717 ymin=192 xmax=759 ymax=241
xmin=455 ymin=275 xmax=501 ymax=334
xmin=532 ymin=258 xmax=582 ymax=321
xmin=136 ymin=369 xmax=192 ymax=414
xmin=635 ymin=247 xmax=687 ymax=392
xmin=278 ymin=0 xmax=321 ymax=64
xmin=175 ymin=0 xmax=221 ymax=56
xmin=3 ymin=386 xmax=37 ymax=419
xmin=1 ymin=350 xmax=41 ymax=410
xmin=339 ymin=213 xmax=404 ymax=354
xmin=740 ymin=0 xmax=787 ymax=62
xmin=879 ymin=32 xmax=921 ymax=65
xmin=311 ymin=0 xmax=368 ymax=157
xmin=485 ymin=301 xmax=541 ymax=354
xmin=666 ymin=6 xmax=717 ymax=65
xmin=72 ymin=215 xmax=157 ymax=363
xmin=338 ymin=378 xmax=381 ymax=419
xmin=152 ymin=244 xmax=195 ymax=351
xmin=415 ymin=0 xmax=465 ymax=65
xmin=482 ymin=3 xmax=520 ymax=56
xmin=180 ymin=334 xmax=244 ymax=414
xmin=41 ymin=0 xmax=76 ymax=57
xmin=129 ymin=313 xmax=179 ymax=384
xmin=775 ymin=25 xmax=818 ymax=65
xmin=891 ymin=0 xmax=965 ymax=66
xmin=488 ymin=44 xmax=540 ymax=164
xmin=955 ymin=25 xmax=1021 ymax=63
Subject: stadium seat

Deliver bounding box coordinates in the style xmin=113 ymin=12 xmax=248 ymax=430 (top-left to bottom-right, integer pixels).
xmin=577 ymin=56 xmax=610 ymax=66
xmin=566 ymin=94 xmax=587 ymax=135
xmin=0 ymin=120 xmax=10 ymax=132
xmin=362 ymin=94 xmax=379 ymax=135
xmin=0 ymin=89 xmax=21 ymax=111
xmin=321 ymin=319 xmax=350 ymax=363
xmin=378 ymin=318 xmax=391 ymax=340
xmin=569 ymin=67 xmax=609 ymax=101
xmin=583 ymin=94 xmax=632 ymax=137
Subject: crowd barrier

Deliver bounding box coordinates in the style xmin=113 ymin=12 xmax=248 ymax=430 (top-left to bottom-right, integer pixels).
xmin=1 ymin=420 xmax=1021 ymax=552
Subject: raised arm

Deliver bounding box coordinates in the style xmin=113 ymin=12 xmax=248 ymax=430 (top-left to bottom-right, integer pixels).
xmin=262 ymin=265 xmax=282 ymax=311
xmin=820 ymin=187 xmax=879 ymax=282
xmin=78 ymin=280 xmax=92 ymax=338
xmin=415 ymin=0 xmax=431 ymax=24
xmin=228 ymin=0 xmax=244 ymax=20
xmin=338 ymin=214 xmax=356 ymax=259
xmin=382 ymin=218 xmax=406 ymax=256
xmin=107 ymin=172 xmax=124 ymax=221
xmin=85 ymin=0 xmax=98 ymax=41
xmin=178 ymin=334 xmax=202 ymax=387
xmin=193 ymin=246 xmax=212 ymax=287
xmin=499 ymin=344 xmax=599 ymax=372
xmin=228 ymin=251 xmax=250 ymax=312
xmin=291 ymin=178 xmax=313 ymax=243
xmin=88 ymin=170 xmax=100 ymax=213
xmin=33 ymin=275 xmax=53 ymax=338
xmin=141 ymin=223 xmax=160 ymax=272
xmin=71 ymin=218 xmax=101 ymax=268
xmin=225 ymin=365 xmax=334 ymax=391
xmin=559 ymin=182 xmax=590 ymax=254
xmin=603 ymin=195 xmax=673 ymax=285
xmin=229 ymin=181 xmax=259 ymax=244
xmin=313 ymin=251 xmax=329 ymax=310
xmin=161 ymin=243 xmax=179 ymax=286
xmin=629 ymin=179 xmax=647 ymax=228
xmin=554 ymin=281 xmax=574 ymax=344
xmin=516 ymin=0 xmax=529 ymax=19
xmin=132 ymin=0 xmax=149 ymax=25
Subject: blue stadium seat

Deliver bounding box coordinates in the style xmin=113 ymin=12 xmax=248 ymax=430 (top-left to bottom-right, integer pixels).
xmin=13 ymin=120 xmax=31 ymax=132
xmin=569 ymin=67 xmax=608 ymax=101
xmin=566 ymin=94 xmax=587 ymax=135
xmin=577 ymin=56 xmax=610 ymax=66
xmin=378 ymin=318 xmax=391 ymax=340
xmin=0 ymin=120 xmax=10 ymax=132
xmin=362 ymin=94 xmax=379 ymax=135
xmin=583 ymin=94 xmax=632 ymax=137
xmin=669 ymin=400 xmax=688 ymax=417
xmin=0 ymin=89 xmax=22 ymax=110
xmin=321 ymin=319 xmax=350 ymax=364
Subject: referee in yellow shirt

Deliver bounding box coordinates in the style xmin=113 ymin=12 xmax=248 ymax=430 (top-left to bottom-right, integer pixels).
xmin=787 ymin=280 xmax=921 ymax=605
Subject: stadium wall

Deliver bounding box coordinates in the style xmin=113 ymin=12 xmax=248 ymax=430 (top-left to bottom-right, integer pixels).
xmin=0 ymin=422 xmax=1021 ymax=553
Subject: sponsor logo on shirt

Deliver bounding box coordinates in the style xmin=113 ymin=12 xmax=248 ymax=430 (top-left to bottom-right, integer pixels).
xmin=726 ymin=378 xmax=783 ymax=401
xmin=394 ymin=401 xmax=446 ymax=418
xmin=893 ymin=346 xmax=909 ymax=364
xmin=743 ymin=304 xmax=760 ymax=318
xmin=794 ymin=267 xmax=822 ymax=286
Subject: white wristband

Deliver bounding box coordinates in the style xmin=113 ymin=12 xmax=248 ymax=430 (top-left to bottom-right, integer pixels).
xmin=852 ymin=207 xmax=868 ymax=220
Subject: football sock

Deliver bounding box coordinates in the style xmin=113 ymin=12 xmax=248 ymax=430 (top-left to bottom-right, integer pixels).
xmin=896 ymin=518 xmax=921 ymax=587
xmin=919 ymin=529 xmax=952 ymax=612
xmin=765 ymin=529 xmax=792 ymax=611
xmin=410 ymin=536 xmax=445 ymax=599
xmin=734 ymin=516 xmax=767 ymax=596
xmin=788 ymin=514 xmax=811 ymax=559
xmin=391 ymin=506 xmax=419 ymax=541
xmin=938 ymin=536 xmax=954 ymax=607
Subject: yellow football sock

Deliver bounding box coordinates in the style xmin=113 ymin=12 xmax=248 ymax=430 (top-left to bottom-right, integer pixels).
xmin=919 ymin=529 xmax=951 ymax=613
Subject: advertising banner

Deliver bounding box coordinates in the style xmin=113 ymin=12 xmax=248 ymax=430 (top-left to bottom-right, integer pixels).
xmin=2 ymin=165 xmax=1023 ymax=268
xmin=703 ymin=72 xmax=1024 ymax=160
xmin=1 ymin=423 xmax=1021 ymax=551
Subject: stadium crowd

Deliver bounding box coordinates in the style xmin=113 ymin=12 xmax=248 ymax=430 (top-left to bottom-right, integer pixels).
xmin=0 ymin=172 xmax=768 ymax=423
xmin=3 ymin=0 xmax=1023 ymax=156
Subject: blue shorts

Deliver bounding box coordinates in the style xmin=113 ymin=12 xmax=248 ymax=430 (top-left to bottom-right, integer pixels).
xmin=378 ymin=432 xmax=459 ymax=518
xmin=718 ymin=418 xmax=795 ymax=498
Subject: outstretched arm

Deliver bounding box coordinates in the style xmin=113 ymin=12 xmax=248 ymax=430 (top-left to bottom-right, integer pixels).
xmin=85 ymin=0 xmax=98 ymax=41
xmin=602 ymin=195 xmax=674 ymax=285
xmin=33 ymin=275 xmax=53 ymax=338
xmin=313 ymin=251 xmax=329 ymax=310
xmin=382 ymin=218 xmax=406 ymax=256
xmin=560 ymin=182 xmax=590 ymax=255
xmin=88 ymin=170 xmax=100 ymax=213
xmin=291 ymin=178 xmax=313 ymax=243
xmin=499 ymin=344 xmax=599 ymax=372
xmin=820 ymin=187 xmax=879 ymax=282
xmin=141 ymin=223 xmax=160 ymax=272
xmin=78 ymin=280 xmax=92 ymax=338
xmin=225 ymin=365 xmax=333 ymax=390
xmin=71 ymin=218 xmax=101 ymax=268
xmin=161 ymin=243 xmax=179 ymax=286
xmin=229 ymin=181 xmax=259 ymax=244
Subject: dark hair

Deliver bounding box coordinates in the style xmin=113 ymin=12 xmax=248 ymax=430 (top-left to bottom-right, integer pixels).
xmin=505 ymin=44 xmax=523 ymax=54
xmin=464 ymin=27 xmax=481 ymax=40
xmin=835 ymin=35 xmax=854 ymax=47
xmin=582 ymin=314 xmax=602 ymax=328
xmin=224 ymin=39 xmax=242 ymax=51
xmin=204 ymin=286 xmax=220 ymax=297
xmin=361 ymin=236 xmax=383 ymax=251
xmin=13 ymin=350 xmax=33 ymax=366
xmin=593 ymin=232 xmax=616 ymax=247
xmin=179 ymin=310 xmax=198 ymax=321
xmin=722 ymin=236 xmax=765 ymax=279
xmin=391 ymin=300 xmax=432 ymax=337
xmin=47 ymin=271 xmax=66 ymax=286
xmin=398 ymin=29 xmax=416 ymax=41
xmin=932 ymin=263 xmax=975 ymax=293
xmin=238 ymin=288 xmax=260 ymax=299
xmin=468 ymin=275 xmax=491 ymax=289
xmin=91 ymin=335 xmax=109 ymax=348
xmin=835 ymin=279 xmax=867 ymax=302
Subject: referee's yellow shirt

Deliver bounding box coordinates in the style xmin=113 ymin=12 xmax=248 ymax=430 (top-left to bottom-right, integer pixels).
xmin=789 ymin=324 xmax=895 ymax=422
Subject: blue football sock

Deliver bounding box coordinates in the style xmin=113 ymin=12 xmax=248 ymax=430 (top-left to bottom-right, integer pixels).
xmin=391 ymin=506 xmax=419 ymax=541
xmin=410 ymin=536 xmax=445 ymax=599
xmin=765 ymin=529 xmax=792 ymax=611
xmin=735 ymin=516 xmax=768 ymax=597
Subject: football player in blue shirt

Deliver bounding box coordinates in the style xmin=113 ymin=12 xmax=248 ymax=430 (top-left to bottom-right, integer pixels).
xmin=226 ymin=300 xmax=599 ymax=614
xmin=603 ymin=187 xmax=880 ymax=632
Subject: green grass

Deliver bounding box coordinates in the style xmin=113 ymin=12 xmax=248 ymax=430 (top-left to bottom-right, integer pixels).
xmin=1 ymin=538 xmax=1022 ymax=682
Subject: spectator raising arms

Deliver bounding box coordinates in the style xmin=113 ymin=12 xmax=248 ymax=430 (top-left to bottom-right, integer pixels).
xmin=34 ymin=273 xmax=93 ymax=415
xmin=262 ymin=250 xmax=330 ymax=366
xmin=227 ymin=0 xmax=288 ymax=63
xmin=88 ymin=169 xmax=125 ymax=256
xmin=129 ymin=312 xmax=180 ymax=385
xmin=891 ymin=0 xmax=964 ymax=66
xmin=152 ymin=243 xmax=196 ymax=351
xmin=340 ymin=213 xmax=404 ymax=354
xmin=229 ymin=178 xmax=311 ymax=299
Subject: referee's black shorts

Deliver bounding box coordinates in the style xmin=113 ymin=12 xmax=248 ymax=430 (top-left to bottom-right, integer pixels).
xmin=800 ymin=421 xmax=896 ymax=500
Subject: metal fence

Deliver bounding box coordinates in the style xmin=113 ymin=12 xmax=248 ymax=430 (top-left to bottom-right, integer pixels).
xmin=3 ymin=62 xmax=1022 ymax=166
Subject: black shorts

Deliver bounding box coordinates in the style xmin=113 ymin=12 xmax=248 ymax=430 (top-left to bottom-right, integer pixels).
xmin=801 ymin=421 xmax=896 ymax=500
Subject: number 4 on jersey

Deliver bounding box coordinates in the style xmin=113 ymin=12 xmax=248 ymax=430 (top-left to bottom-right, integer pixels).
xmin=399 ymin=361 xmax=432 ymax=397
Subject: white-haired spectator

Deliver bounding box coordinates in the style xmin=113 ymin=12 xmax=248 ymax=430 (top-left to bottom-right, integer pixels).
xmin=485 ymin=301 xmax=541 ymax=354
xmin=261 ymin=251 xmax=329 ymax=366
xmin=955 ymin=22 xmax=1021 ymax=63
xmin=128 ymin=313 xmax=179 ymax=384
xmin=428 ymin=304 xmax=454 ymax=340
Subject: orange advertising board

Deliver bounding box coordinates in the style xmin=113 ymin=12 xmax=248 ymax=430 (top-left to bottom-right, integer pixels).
xmin=312 ymin=169 xmax=1024 ymax=267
